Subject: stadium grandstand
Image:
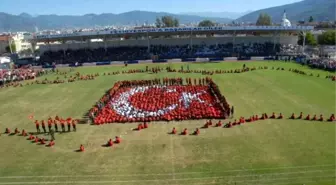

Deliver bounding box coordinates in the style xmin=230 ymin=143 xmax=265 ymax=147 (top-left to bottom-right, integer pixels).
xmin=33 ymin=24 xmax=314 ymax=65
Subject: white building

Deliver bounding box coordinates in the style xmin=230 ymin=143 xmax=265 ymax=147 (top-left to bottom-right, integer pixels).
xmin=11 ymin=32 xmax=33 ymax=53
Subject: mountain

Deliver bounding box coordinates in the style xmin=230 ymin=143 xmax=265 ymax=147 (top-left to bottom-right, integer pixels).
xmin=0 ymin=11 xmax=232 ymax=32
xmin=236 ymin=0 xmax=336 ymax=23
xmin=180 ymin=11 xmax=253 ymax=19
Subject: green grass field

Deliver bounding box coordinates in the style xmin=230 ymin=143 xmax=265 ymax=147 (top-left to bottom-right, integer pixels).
xmin=0 ymin=61 xmax=335 ymax=185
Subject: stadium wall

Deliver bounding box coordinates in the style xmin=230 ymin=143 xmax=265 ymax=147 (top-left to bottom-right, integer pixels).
xmin=39 ymin=36 xmax=298 ymax=53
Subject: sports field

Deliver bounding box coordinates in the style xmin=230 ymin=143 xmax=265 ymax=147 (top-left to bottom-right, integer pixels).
xmin=0 ymin=61 xmax=335 ymax=185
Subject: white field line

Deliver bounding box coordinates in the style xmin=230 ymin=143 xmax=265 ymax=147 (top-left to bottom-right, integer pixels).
xmin=0 ymin=174 xmax=334 ymax=185
xmin=0 ymin=168 xmax=334 ymax=180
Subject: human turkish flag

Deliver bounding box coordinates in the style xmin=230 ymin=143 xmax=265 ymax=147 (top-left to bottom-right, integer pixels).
xmin=94 ymin=85 xmax=225 ymax=124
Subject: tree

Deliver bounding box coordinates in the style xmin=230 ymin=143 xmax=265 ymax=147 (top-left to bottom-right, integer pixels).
xmin=318 ymin=30 xmax=336 ymax=45
xmin=309 ymin=16 xmax=314 ymax=22
xmin=5 ymin=43 xmax=16 ymax=53
xmin=173 ymin=18 xmax=179 ymax=27
xmin=198 ymin=20 xmax=215 ymax=27
xmin=157 ymin=16 xmax=179 ymax=28
xmin=256 ymin=13 xmax=272 ymax=26
xmin=298 ymin=32 xmax=317 ymax=46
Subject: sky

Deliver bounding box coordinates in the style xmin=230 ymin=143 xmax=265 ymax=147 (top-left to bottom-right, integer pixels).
xmin=0 ymin=0 xmax=302 ymax=15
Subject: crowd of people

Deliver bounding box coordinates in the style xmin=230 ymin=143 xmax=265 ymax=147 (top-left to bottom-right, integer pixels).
xmin=39 ymin=43 xmax=298 ymax=65
xmin=89 ymin=77 xmax=230 ymax=124
xmin=0 ymin=68 xmax=49 ymax=85
xmin=306 ymin=58 xmax=336 ymax=71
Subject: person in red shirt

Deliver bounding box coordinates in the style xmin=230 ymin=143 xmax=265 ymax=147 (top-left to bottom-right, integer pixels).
xmin=21 ymin=129 xmax=27 ymax=136
xmin=67 ymin=120 xmax=71 ymax=132
xmin=171 ymin=127 xmax=177 ymax=134
xmin=107 ymin=139 xmax=113 ymax=147
xmin=115 ymin=136 xmax=121 ymax=144
xmin=48 ymin=119 xmax=52 ymax=132
xmin=143 ymin=122 xmax=148 ymax=129
xmin=193 ymin=128 xmax=200 ymax=135
xmin=278 ymin=113 xmax=283 ymax=119
xmin=72 ymin=120 xmax=77 ymax=131
xmin=79 ymin=144 xmax=85 ymax=152
xmin=14 ymin=128 xmax=19 ymax=134
xmin=328 ymin=114 xmax=335 ymax=122
xmin=41 ymin=120 xmax=46 ymax=133
xmin=35 ymin=120 xmax=41 ymax=133
xmin=319 ymin=114 xmax=324 ymax=121
xmin=54 ymin=120 xmax=58 ymax=132
xmin=305 ymin=114 xmax=310 ymax=120
xmin=216 ymin=121 xmax=222 ymax=127
xmin=47 ymin=140 xmax=55 ymax=147
xmin=311 ymin=114 xmax=317 ymax=121
xmin=181 ymin=128 xmax=188 ymax=135
xmin=40 ymin=138 xmax=46 ymax=145
xmin=290 ymin=113 xmax=295 ymax=119
xmin=5 ymin=128 xmax=10 ymax=134
xmin=61 ymin=120 xmax=65 ymax=132
xmin=298 ymin=112 xmax=303 ymax=119
xmin=270 ymin=112 xmax=276 ymax=119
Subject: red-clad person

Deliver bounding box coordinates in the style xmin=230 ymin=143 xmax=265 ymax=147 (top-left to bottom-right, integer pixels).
xmin=311 ymin=114 xmax=317 ymax=121
xmin=328 ymin=114 xmax=335 ymax=122
xmin=115 ymin=136 xmax=121 ymax=144
xmin=54 ymin=120 xmax=58 ymax=132
xmin=48 ymin=119 xmax=52 ymax=132
xmin=47 ymin=140 xmax=55 ymax=147
xmin=35 ymin=120 xmax=41 ymax=133
xmin=298 ymin=112 xmax=303 ymax=119
xmin=79 ymin=144 xmax=85 ymax=152
xmin=290 ymin=113 xmax=295 ymax=119
xmin=305 ymin=114 xmax=310 ymax=120
xmin=67 ymin=119 xmax=71 ymax=132
xmin=40 ymin=138 xmax=46 ymax=145
xmin=171 ymin=127 xmax=177 ymax=134
xmin=61 ymin=119 xmax=65 ymax=132
xmin=5 ymin=128 xmax=10 ymax=134
xmin=270 ymin=112 xmax=276 ymax=119
xmin=278 ymin=113 xmax=283 ymax=119
xmin=216 ymin=121 xmax=222 ymax=127
xmin=28 ymin=134 xmax=35 ymax=140
xmin=143 ymin=122 xmax=148 ymax=129
xmin=107 ymin=139 xmax=113 ymax=147
xmin=193 ymin=128 xmax=200 ymax=135
xmin=181 ymin=128 xmax=188 ymax=135
xmin=14 ymin=128 xmax=19 ymax=134
xmin=319 ymin=114 xmax=324 ymax=121
xmin=41 ymin=120 xmax=46 ymax=133
xmin=21 ymin=129 xmax=27 ymax=136
xmin=72 ymin=120 xmax=77 ymax=131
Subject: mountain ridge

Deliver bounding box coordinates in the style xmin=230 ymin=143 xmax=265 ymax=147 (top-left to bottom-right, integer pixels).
xmin=236 ymin=0 xmax=335 ymax=23
xmin=0 ymin=11 xmax=232 ymax=32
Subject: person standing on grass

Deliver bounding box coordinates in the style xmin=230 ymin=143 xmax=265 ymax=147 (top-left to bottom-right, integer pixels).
xmin=231 ymin=106 xmax=234 ymax=118
xmin=49 ymin=128 xmax=55 ymax=141
xmin=41 ymin=120 xmax=47 ymax=133
xmin=35 ymin=120 xmax=41 ymax=133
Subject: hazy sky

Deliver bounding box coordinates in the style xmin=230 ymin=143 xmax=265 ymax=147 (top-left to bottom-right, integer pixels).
xmin=0 ymin=0 xmax=302 ymax=15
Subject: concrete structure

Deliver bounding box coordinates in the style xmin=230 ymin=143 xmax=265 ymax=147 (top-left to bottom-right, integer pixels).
xmin=32 ymin=26 xmax=313 ymax=54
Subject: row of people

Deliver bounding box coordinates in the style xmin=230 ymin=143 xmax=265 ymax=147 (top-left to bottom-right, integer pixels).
xmin=290 ymin=112 xmax=335 ymax=122
xmin=35 ymin=117 xmax=77 ymax=134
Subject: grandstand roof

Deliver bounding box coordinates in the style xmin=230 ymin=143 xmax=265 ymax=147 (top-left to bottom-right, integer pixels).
xmin=33 ymin=26 xmax=314 ymax=42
